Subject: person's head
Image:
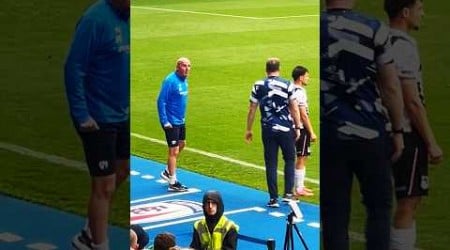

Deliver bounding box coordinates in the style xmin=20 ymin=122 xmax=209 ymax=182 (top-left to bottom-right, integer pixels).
xmin=130 ymin=224 xmax=149 ymax=250
xmin=110 ymin=0 xmax=130 ymax=18
xmin=130 ymin=229 xmax=138 ymax=249
xmin=384 ymin=0 xmax=424 ymax=30
xmin=175 ymin=57 xmax=191 ymax=78
xmin=153 ymin=232 xmax=177 ymax=250
xmin=325 ymin=0 xmax=355 ymax=9
xmin=202 ymin=190 xmax=224 ymax=220
xmin=291 ymin=66 xmax=310 ymax=86
xmin=265 ymin=57 xmax=281 ymax=75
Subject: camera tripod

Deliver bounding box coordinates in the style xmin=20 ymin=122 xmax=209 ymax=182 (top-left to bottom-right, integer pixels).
xmin=283 ymin=212 xmax=309 ymax=250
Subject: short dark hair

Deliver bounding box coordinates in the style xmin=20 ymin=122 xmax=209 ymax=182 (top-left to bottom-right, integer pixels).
xmin=153 ymin=232 xmax=176 ymax=250
xmin=266 ymin=58 xmax=280 ymax=73
xmin=291 ymin=65 xmax=308 ymax=81
xmin=384 ymin=0 xmax=420 ymax=18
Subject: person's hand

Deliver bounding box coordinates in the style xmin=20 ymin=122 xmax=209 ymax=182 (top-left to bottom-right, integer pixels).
xmin=245 ymin=130 xmax=253 ymax=143
xmin=428 ymin=143 xmax=443 ymax=165
xmin=391 ymin=133 xmax=404 ymax=162
xmin=310 ymin=132 xmax=317 ymax=142
xmin=294 ymin=129 xmax=300 ymax=141
xmin=79 ymin=117 xmax=99 ymax=132
xmin=163 ymin=122 xmax=173 ymax=129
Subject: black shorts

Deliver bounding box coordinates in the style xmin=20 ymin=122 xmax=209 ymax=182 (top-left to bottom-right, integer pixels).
xmin=296 ymin=128 xmax=311 ymax=157
xmin=76 ymin=120 xmax=130 ymax=177
xmin=392 ymin=131 xmax=429 ymax=199
xmin=163 ymin=124 xmax=186 ymax=147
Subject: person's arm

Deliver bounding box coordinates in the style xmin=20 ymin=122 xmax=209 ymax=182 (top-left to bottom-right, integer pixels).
xmin=245 ymin=102 xmax=258 ymax=143
xmin=378 ymin=62 xmax=404 ymax=161
xmin=64 ymin=17 xmax=98 ymax=127
xmin=299 ymin=106 xmax=317 ymax=141
xmin=157 ymin=79 xmax=172 ymax=128
xmin=189 ymin=227 xmax=202 ymax=250
xmin=289 ymin=99 xmax=301 ymax=140
xmin=222 ymin=227 xmax=238 ymax=250
xmin=401 ymin=79 xmax=443 ymax=164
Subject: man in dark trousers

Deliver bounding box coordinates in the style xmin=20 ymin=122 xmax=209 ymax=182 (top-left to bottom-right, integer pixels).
xmin=245 ymin=58 xmax=301 ymax=208
xmin=321 ymin=0 xmax=405 ymax=249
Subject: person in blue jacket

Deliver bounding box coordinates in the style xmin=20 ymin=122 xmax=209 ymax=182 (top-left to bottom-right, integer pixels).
xmin=64 ymin=0 xmax=129 ymax=249
xmin=157 ymin=57 xmax=191 ymax=192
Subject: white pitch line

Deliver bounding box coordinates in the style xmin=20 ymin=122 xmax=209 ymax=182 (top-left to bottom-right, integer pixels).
xmin=130 ymin=188 xmax=202 ymax=204
xmin=131 ymin=6 xmax=318 ymax=20
xmin=1 ymin=138 xmax=320 ymax=185
xmin=143 ymin=206 xmax=265 ymax=230
xmin=131 ymin=133 xmax=320 ymax=185
xmin=0 ymin=141 xmax=86 ymax=172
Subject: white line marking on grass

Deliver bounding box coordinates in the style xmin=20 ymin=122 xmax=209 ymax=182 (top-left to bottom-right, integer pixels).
xmin=132 ymin=6 xmax=318 ymax=20
xmin=143 ymin=206 xmax=264 ymax=230
xmin=130 ymin=188 xmax=202 ymax=204
xmin=0 ymin=141 xmax=86 ymax=171
xmin=131 ymin=133 xmax=320 ymax=185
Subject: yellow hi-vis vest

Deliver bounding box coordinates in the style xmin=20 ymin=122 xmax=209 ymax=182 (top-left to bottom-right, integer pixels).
xmin=194 ymin=215 xmax=239 ymax=250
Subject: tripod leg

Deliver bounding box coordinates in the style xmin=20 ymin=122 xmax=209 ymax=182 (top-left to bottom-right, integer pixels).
xmin=283 ymin=223 xmax=294 ymax=250
xmin=283 ymin=224 xmax=288 ymax=250
xmin=293 ymin=224 xmax=309 ymax=250
xmin=290 ymin=226 xmax=294 ymax=250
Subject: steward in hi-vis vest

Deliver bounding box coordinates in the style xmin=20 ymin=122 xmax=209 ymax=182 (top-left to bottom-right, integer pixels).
xmin=190 ymin=191 xmax=239 ymax=250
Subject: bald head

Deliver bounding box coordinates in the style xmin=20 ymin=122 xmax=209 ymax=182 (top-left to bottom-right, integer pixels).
xmin=175 ymin=57 xmax=191 ymax=78
xmin=176 ymin=57 xmax=191 ymax=67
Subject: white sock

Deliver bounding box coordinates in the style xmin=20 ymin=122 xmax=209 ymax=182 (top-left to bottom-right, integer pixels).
xmin=92 ymin=240 xmax=109 ymax=250
xmin=169 ymin=175 xmax=176 ymax=185
xmin=390 ymin=221 xmax=416 ymax=250
xmin=295 ymin=168 xmax=305 ymax=189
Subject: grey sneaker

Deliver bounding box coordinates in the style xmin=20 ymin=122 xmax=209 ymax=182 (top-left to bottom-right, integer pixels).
xmin=71 ymin=229 xmax=93 ymax=250
xmin=282 ymin=193 xmax=299 ymax=203
xmin=266 ymin=198 xmax=280 ymax=208
xmin=168 ymin=181 xmax=188 ymax=192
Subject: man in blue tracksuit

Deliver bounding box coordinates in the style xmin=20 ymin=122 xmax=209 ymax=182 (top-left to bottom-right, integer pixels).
xmin=64 ymin=0 xmax=129 ymax=249
xmin=157 ymin=57 xmax=191 ymax=192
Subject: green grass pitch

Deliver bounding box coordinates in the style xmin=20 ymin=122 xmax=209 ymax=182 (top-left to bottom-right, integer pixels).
xmin=130 ymin=0 xmax=320 ymax=205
